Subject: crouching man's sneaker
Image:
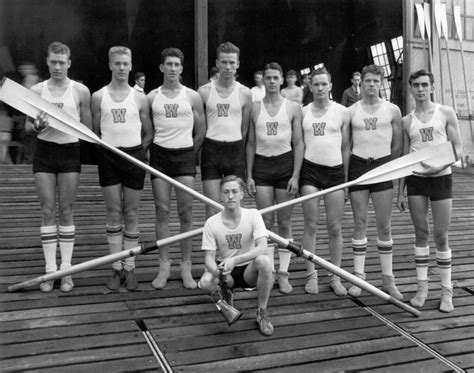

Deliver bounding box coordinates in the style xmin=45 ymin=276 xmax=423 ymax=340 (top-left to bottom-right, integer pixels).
xmin=256 ymin=308 xmax=274 ymax=336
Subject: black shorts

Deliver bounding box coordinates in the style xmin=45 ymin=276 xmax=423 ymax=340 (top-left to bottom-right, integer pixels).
xmin=253 ymin=151 xmax=293 ymax=189
xmin=201 ymin=138 xmax=245 ymax=180
xmin=229 ymin=264 xmax=251 ymax=289
xmin=349 ymin=154 xmax=393 ymax=193
xmin=406 ymin=174 xmax=453 ymax=201
xmin=98 ymin=145 xmax=146 ymax=190
xmin=150 ymin=143 xmax=196 ymax=179
xmin=300 ymin=159 xmax=345 ymax=189
xmin=33 ymin=138 xmax=81 ymax=174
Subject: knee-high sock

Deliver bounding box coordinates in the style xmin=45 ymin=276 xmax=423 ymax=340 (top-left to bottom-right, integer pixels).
xmin=352 ymin=237 xmax=367 ymax=274
xmin=41 ymin=225 xmax=57 ymax=273
xmin=414 ymin=246 xmax=429 ymax=281
xmin=59 ymin=225 xmax=75 ymax=270
xmin=278 ymin=239 xmax=293 ymax=273
xmin=377 ymin=239 xmax=394 ymax=276
xmin=437 ymin=249 xmax=452 ymax=288
xmin=106 ymin=224 xmax=123 ymax=271
xmin=123 ymin=231 xmax=139 ymax=271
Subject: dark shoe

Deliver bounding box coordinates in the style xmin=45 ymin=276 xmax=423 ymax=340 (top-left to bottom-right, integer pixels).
xmin=123 ymin=269 xmax=139 ymax=291
xmin=256 ymin=308 xmax=274 ymax=336
xmin=106 ymin=269 xmax=123 ymax=291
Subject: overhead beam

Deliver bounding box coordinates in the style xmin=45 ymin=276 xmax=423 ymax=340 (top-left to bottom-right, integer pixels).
xmin=194 ymin=0 xmax=208 ymax=88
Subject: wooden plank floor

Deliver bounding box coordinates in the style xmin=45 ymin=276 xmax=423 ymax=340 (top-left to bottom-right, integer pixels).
xmin=0 ymin=164 xmax=473 ymax=372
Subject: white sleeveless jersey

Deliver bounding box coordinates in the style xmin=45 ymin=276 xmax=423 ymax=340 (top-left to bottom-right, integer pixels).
xmin=152 ymin=86 xmax=194 ymax=148
xmin=201 ymin=208 xmax=268 ymax=266
xmin=302 ymin=102 xmax=343 ymax=166
xmin=38 ymin=80 xmax=79 ymax=144
xmin=205 ymin=81 xmax=242 ymax=142
xmin=99 ymin=87 xmax=142 ymax=148
xmin=255 ymin=99 xmax=292 ymax=157
xmin=351 ymin=100 xmax=393 ymax=159
xmin=408 ymin=104 xmax=451 ymax=176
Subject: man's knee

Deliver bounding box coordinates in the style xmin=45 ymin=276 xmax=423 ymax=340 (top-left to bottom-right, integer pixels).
xmin=155 ymin=204 xmax=170 ymax=223
xmin=198 ymin=271 xmax=216 ymax=292
xmin=178 ymin=205 xmax=193 ymax=226
xmin=255 ymin=255 xmax=272 ymax=272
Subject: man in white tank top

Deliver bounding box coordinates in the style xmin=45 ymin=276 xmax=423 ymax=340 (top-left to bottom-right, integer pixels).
xmin=91 ymin=46 xmax=153 ymax=291
xmin=299 ymin=68 xmax=351 ymax=296
xmin=147 ymin=48 xmax=206 ymax=290
xmin=198 ymin=42 xmax=252 ymax=218
xmin=246 ymin=62 xmax=303 ymax=294
xmin=397 ymin=70 xmax=464 ymax=313
xmin=26 ymin=42 xmax=92 ymax=293
xmin=347 ymin=64 xmax=403 ymax=299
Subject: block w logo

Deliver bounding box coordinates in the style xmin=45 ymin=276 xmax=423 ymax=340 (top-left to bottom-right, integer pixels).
xmin=312 ymin=122 xmax=326 ymax=136
xmin=225 ymin=234 xmax=242 ymax=250
xmin=266 ymin=122 xmax=278 ymax=135
xmin=164 ymin=104 xmax=179 ymax=118
xmin=217 ymin=103 xmax=230 ymax=117
xmin=52 ymin=103 xmax=64 ymax=109
xmin=363 ymin=117 xmax=378 ymax=130
xmin=419 ymin=127 xmax=434 ymax=142
xmin=111 ymin=109 xmax=127 ymax=123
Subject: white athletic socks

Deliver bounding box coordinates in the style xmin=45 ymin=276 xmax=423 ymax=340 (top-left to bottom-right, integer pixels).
xmin=436 ymin=249 xmax=452 ymax=289
xmin=59 ymin=225 xmax=75 ymax=270
xmin=278 ymin=248 xmax=292 ymax=273
xmin=41 ymin=225 xmax=57 ymax=273
xmin=352 ymin=237 xmax=367 ymax=275
xmin=106 ymin=224 xmax=123 ymax=271
xmin=414 ymin=246 xmax=429 ymax=281
xmin=377 ymin=239 xmax=394 ymax=276
xmin=123 ymin=231 xmax=139 ymax=271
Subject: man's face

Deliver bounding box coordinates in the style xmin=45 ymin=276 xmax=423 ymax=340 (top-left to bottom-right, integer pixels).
xmin=351 ymin=75 xmax=361 ymax=88
xmin=302 ymin=75 xmax=309 ymax=86
xmin=361 ymin=72 xmax=382 ymax=97
xmin=160 ymin=56 xmax=183 ymax=82
xmin=410 ymin=75 xmax=433 ymax=102
xmin=309 ymin=73 xmax=332 ymax=99
xmin=286 ymin=75 xmax=297 ymax=86
xmin=220 ymin=181 xmax=243 ymax=210
xmin=136 ymin=76 xmax=145 ymax=88
xmin=263 ymin=69 xmax=282 ymax=93
xmin=216 ymin=52 xmax=239 ymax=79
xmin=109 ymin=53 xmax=132 ymax=82
xmin=254 ymin=73 xmax=263 ymax=86
xmin=46 ymin=53 xmax=70 ymax=80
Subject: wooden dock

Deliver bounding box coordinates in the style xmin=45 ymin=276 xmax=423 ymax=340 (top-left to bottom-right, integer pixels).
xmin=1 ymin=165 xmax=473 ymax=372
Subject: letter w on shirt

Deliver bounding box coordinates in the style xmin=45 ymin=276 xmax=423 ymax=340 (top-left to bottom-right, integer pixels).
xmin=363 ymin=117 xmax=378 ymax=130
xmin=266 ymin=122 xmax=278 ymax=135
xmin=164 ymin=104 xmax=179 ymax=118
xmin=419 ymin=127 xmax=434 ymax=142
xmin=52 ymin=103 xmax=64 ymax=109
xmin=111 ymin=109 xmax=127 ymax=123
xmin=217 ymin=103 xmax=230 ymax=117
xmin=225 ymin=234 xmax=242 ymax=250
xmin=312 ymin=122 xmax=326 ymax=136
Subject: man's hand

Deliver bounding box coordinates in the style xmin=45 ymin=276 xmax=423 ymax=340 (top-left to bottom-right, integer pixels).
xmin=33 ymin=111 xmax=49 ymax=133
xmin=287 ymin=176 xmax=299 ymax=195
xmin=247 ymin=177 xmax=256 ymax=198
xmin=219 ymin=256 xmax=237 ymax=276
xmin=413 ymin=160 xmax=452 ymax=176
xmin=396 ymin=193 xmax=407 ymax=212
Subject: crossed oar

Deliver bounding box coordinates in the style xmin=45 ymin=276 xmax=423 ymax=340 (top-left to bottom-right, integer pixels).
xmin=1 ymin=78 xmax=457 ymax=316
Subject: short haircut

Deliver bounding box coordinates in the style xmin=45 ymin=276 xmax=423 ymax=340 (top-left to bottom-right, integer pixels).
xmin=263 ymin=62 xmax=283 ymax=76
xmin=108 ymin=46 xmax=132 ymax=61
xmin=286 ymin=69 xmax=297 ymax=77
xmin=361 ymin=64 xmax=384 ymax=80
xmin=352 ymin=71 xmax=361 ymax=79
xmin=160 ymin=47 xmax=184 ymax=64
xmin=254 ymin=70 xmax=263 ymax=77
xmin=309 ymin=67 xmax=332 ymax=83
xmin=216 ymin=42 xmax=240 ymax=58
xmin=47 ymin=42 xmax=71 ymax=58
xmin=220 ymin=175 xmax=245 ymax=191
xmin=210 ymin=66 xmax=219 ymax=76
xmin=134 ymin=72 xmax=145 ymax=80
xmin=408 ymin=69 xmax=435 ymax=85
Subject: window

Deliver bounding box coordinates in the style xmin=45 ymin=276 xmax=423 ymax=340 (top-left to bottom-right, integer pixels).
xmin=369 ymin=42 xmax=392 ymax=100
xmin=300 ymin=67 xmax=310 ymax=76
xmin=391 ymin=36 xmax=404 ymax=64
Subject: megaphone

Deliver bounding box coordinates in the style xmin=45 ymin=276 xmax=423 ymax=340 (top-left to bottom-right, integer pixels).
xmin=214 ymin=296 xmax=243 ymax=326
xmin=210 ymin=269 xmax=242 ymax=326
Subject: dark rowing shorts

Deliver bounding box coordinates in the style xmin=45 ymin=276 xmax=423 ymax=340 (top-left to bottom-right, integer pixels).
xmin=349 ymin=154 xmax=393 ymax=193
xmin=149 ymin=143 xmax=196 ymax=179
xmin=252 ymin=151 xmax=293 ymax=189
xmin=406 ymin=174 xmax=453 ymax=201
xmin=300 ymin=159 xmax=345 ymax=189
xmin=33 ymin=138 xmax=81 ymax=174
xmin=201 ymin=138 xmax=245 ymax=180
xmin=98 ymin=144 xmax=146 ymax=190
xmin=229 ymin=264 xmax=251 ymax=289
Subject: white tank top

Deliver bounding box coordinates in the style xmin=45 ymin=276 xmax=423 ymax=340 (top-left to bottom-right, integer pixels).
xmin=39 ymin=80 xmax=79 ymax=144
xmin=408 ymin=104 xmax=451 ymax=176
xmin=302 ymin=102 xmax=343 ymax=166
xmin=99 ymin=87 xmax=142 ymax=148
xmin=152 ymin=86 xmax=194 ymax=148
xmin=205 ymin=81 xmax=242 ymax=142
xmin=255 ymin=99 xmax=292 ymax=157
xmin=351 ymin=100 xmax=393 ymax=159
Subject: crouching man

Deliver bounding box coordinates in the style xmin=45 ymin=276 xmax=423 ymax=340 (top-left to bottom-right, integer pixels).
xmin=198 ymin=175 xmax=274 ymax=336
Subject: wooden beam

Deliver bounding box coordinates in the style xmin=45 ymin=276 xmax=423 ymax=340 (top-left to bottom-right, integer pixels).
xmin=194 ymin=0 xmax=208 ymax=89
